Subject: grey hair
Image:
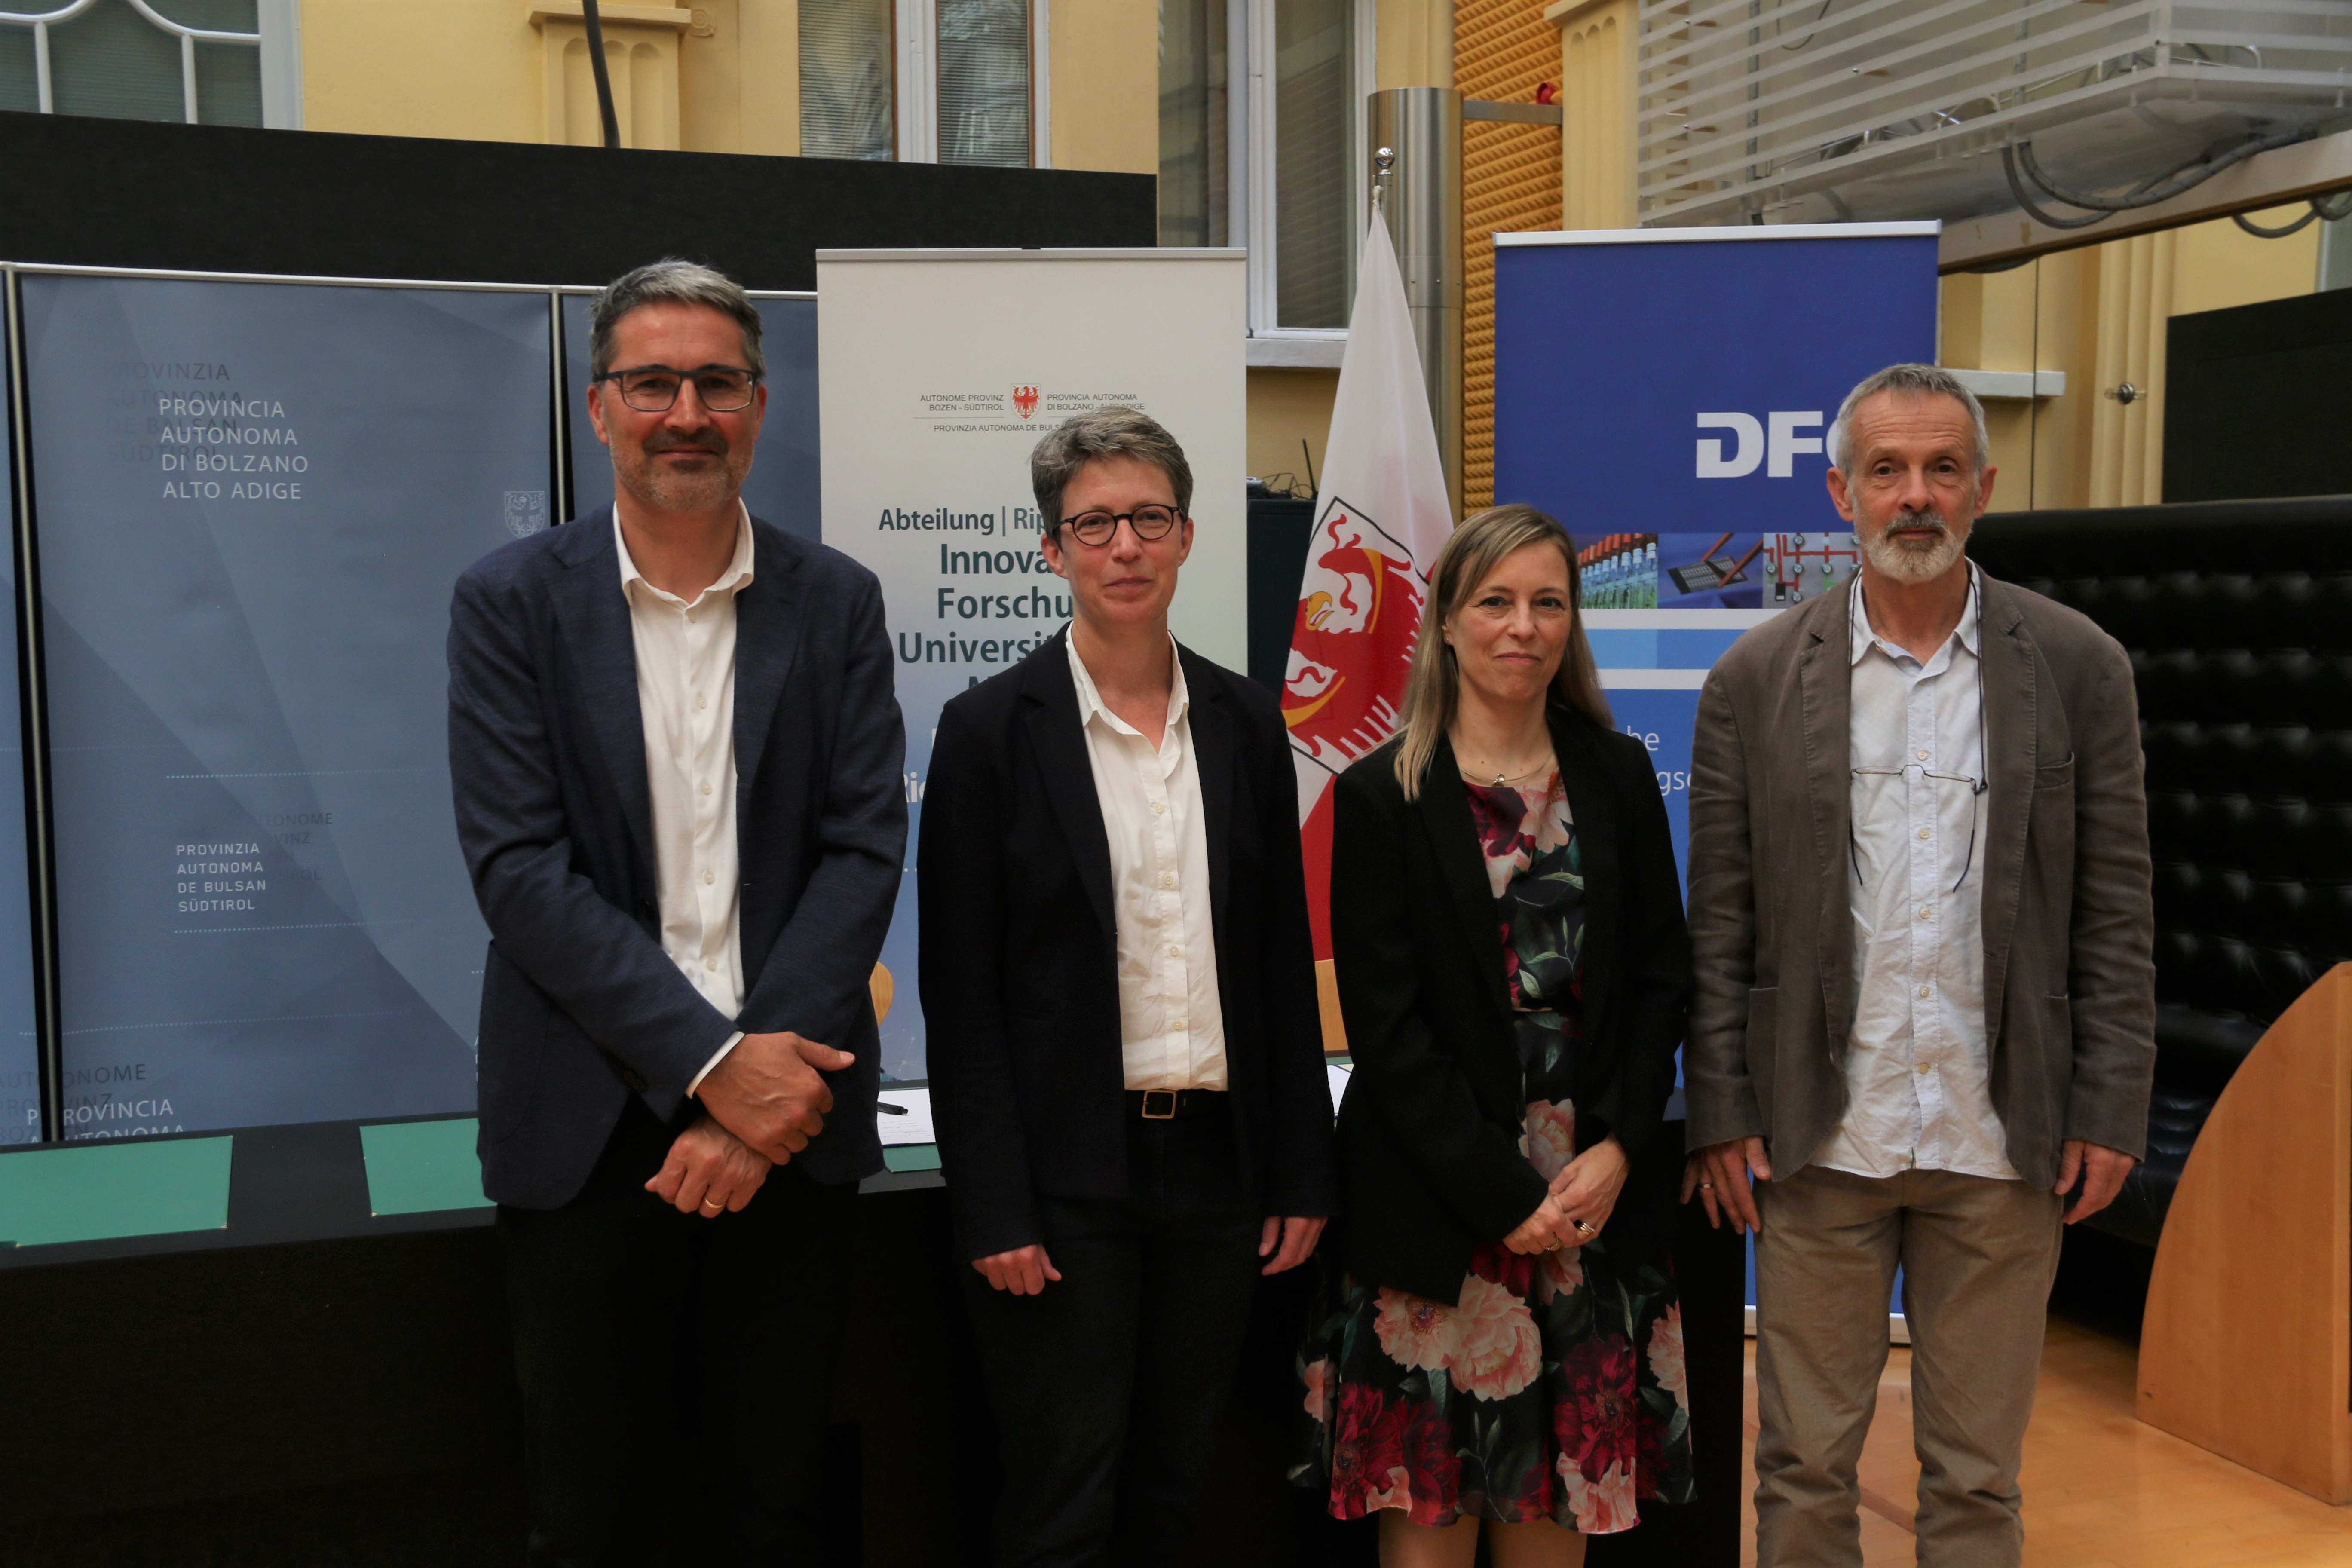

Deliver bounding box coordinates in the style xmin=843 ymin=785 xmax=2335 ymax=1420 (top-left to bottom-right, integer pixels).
xmin=1828 ymin=363 xmax=1990 ymax=473
xmin=588 ymin=258 xmax=766 ymax=380
xmin=1030 ymin=407 xmax=1194 ymax=530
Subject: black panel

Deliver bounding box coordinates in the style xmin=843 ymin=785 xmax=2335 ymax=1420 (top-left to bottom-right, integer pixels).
xmin=1971 ymin=496 xmax=2352 ymax=1245
xmin=2163 ymin=288 xmax=2352 ymax=505
xmin=0 ymin=111 xmax=1155 ymax=287
xmin=1246 ymin=495 xmax=1313 ymax=693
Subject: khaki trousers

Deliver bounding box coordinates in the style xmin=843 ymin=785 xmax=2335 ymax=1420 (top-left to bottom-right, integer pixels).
xmin=1752 ymin=1164 xmax=2062 ymax=1568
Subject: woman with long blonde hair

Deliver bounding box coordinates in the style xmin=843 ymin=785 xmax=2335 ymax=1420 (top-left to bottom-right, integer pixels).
xmin=1295 ymin=505 xmax=1694 ymax=1566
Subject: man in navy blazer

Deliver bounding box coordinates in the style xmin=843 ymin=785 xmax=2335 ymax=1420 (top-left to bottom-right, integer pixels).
xmin=448 ymin=260 xmax=904 ymax=1565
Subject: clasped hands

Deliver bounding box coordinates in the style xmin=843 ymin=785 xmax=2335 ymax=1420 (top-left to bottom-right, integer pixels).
xmin=1503 ymin=1135 xmax=1628 ymax=1254
xmin=643 ymin=1029 xmax=854 ymax=1219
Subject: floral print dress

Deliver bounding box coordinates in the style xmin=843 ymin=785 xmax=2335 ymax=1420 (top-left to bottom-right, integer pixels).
xmin=1295 ymin=768 xmax=1694 ymax=1534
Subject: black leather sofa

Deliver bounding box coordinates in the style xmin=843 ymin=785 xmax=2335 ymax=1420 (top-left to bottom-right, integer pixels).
xmin=1972 ymin=496 xmax=2352 ymax=1246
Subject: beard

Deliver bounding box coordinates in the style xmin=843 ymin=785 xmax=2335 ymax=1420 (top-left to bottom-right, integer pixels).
xmin=613 ymin=431 xmax=751 ymax=514
xmin=1860 ymin=505 xmax=1968 ymax=584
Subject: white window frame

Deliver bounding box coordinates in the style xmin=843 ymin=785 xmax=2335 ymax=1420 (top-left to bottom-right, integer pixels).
xmin=1240 ymin=0 xmax=1373 ymax=352
xmin=895 ymin=0 xmax=1047 ymax=167
xmin=0 ymin=0 xmax=301 ymax=127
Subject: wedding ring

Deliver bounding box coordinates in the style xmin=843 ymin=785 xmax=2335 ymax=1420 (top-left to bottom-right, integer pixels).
xmin=701 ymin=1195 xmax=725 ymax=1210
xmin=1575 ymin=1220 xmax=1597 ymax=1234
xmin=1700 ymin=1181 xmax=1715 ymax=1190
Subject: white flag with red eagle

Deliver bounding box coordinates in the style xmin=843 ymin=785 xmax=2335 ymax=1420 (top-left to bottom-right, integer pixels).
xmin=1282 ymin=204 xmax=1455 ymax=1000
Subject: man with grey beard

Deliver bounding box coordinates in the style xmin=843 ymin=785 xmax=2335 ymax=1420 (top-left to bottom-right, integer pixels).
xmin=1678 ymin=364 xmax=2154 ymax=1568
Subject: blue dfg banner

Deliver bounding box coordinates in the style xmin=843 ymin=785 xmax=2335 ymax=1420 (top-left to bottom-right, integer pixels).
xmin=1493 ymin=223 xmax=1939 ymax=873
xmin=1494 ymin=224 xmax=1939 ymax=1315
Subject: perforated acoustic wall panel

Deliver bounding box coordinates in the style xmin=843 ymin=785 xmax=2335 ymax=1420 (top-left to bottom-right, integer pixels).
xmin=1972 ymin=497 xmax=2352 ymax=1246
xmin=1455 ymin=0 xmax=1560 ymax=513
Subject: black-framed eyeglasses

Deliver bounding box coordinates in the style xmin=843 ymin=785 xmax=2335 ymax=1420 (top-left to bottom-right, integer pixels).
xmin=1055 ymin=505 xmax=1182 ymax=548
xmin=594 ymin=364 xmax=762 ymax=413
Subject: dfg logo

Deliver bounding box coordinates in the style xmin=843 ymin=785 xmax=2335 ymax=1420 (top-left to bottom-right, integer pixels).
xmin=1694 ymin=411 xmax=1825 ymax=478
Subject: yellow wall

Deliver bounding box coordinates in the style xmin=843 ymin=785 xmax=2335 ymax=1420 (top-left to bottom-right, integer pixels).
xmin=297 ymin=0 xmax=1138 ymax=171
xmin=1049 ymin=0 xmax=1157 ymax=173
xmin=1939 ymin=207 xmax=2322 ymax=510
xmin=1246 ymin=368 xmax=1339 ymax=493
xmin=300 ymin=1 xmax=543 ymax=143
xmin=1379 ymin=0 xmax=1453 ymax=90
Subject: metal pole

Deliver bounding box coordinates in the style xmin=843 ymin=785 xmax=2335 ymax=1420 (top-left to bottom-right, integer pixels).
xmin=582 ymin=0 xmax=622 ymax=149
xmin=1367 ymin=86 xmax=1464 ymax=521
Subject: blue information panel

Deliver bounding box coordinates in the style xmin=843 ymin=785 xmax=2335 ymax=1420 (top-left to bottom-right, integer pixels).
xmin=1495 ymin=226 xmax=1939 ymax=1316
xmin=0 ymin=302 xmax=40 ymax=1146
xmin=561 ymin=292 xmax=821 ymax=538
xmin=1495 ymin=224 xmax=1939 ymax=872
xmin=22 ymin=276 xmax=554 ymax=1137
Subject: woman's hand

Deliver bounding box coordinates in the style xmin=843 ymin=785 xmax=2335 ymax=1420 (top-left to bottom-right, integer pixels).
xmin=972 ymin=1244 xmax=1063 ymax=1295
xmin=644 ymin=1115 xmax=773 ymax=1216
xmin=1502 ymin=1192 xmax=1580 ymax=1254
xmin=1550 ymin=1134 xmax=1629 ymax=1242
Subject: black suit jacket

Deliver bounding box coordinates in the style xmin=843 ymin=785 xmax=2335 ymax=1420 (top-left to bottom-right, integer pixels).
xmin=918 ymin=630 xmax=1341 ymax=1262
xmin=1330 ymin=707 xmax=1692 ymax=1305
xmin=447 ymin=507 xmax=907 ymax=1208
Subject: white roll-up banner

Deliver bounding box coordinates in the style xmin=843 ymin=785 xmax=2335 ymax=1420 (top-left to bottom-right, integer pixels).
xmin=817 ymin=248 xmax=1247 ymax=1085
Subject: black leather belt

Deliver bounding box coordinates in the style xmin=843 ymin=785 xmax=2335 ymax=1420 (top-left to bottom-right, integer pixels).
xmin=1126 ymin=1087 xmax=1227 ymax=1121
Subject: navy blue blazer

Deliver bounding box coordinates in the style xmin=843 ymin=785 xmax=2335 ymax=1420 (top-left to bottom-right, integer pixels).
xmin=447 ymin=506 xmax=907 ymax=1208
xmin=918 ymin=630 xmax=1340 ymax=1262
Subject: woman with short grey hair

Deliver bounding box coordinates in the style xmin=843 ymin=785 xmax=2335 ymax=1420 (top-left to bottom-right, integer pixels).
xmin=921 ymin=407 xmax=1338 ymax=1567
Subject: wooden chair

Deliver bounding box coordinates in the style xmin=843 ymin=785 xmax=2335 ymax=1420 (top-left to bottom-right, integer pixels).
xmin=2138 ymin=961 xmax=2352 ymax=1502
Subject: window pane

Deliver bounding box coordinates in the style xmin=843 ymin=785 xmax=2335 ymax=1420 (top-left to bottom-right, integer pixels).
xmin=0 ymin=27 xmax=35 ymax=116
xmin=43 ymin=0 xmax=260 ymax=127
xmin=938 ymin=0 xmax=1029 ymax=168
xmin=50 ymin=0 xmax=184 ymax=122
xmin=801 ymin=0 xmax=895 ymax=160
xmin=1158 ymin=0 xmax=1228 ymax=246
xmin=1274 ymin=0 xmax=1352 ymax=328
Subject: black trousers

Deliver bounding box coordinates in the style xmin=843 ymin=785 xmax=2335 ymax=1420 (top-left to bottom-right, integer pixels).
xmin=498 ymin=1097 xmax=855 ymax=1567
xmin=962 ymin=1100 xmax=1264 ymax=1568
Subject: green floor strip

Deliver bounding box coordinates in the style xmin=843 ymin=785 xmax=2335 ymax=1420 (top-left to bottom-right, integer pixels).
xmin=360 ymin=1118 xmax=491 ymax=1215
xmin=0 ymin=1136 xmax=234 ymax=1247
xmin=882 ymin=1143 xmax=942 ymax=1173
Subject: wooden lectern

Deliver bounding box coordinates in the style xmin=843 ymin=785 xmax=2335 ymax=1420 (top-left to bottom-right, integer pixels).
xmin=2138 ymin=962 xmax=2352 ymax=1502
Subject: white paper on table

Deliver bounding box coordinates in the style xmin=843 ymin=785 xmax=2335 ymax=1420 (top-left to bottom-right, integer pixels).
xmin=874 ymin=1085 xmax=936 ymax=1145
xmin=1326 ymin=1062 xmax=1352 ymax=1116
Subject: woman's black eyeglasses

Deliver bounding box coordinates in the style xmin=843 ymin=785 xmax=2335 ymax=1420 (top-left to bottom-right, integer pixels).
xmin=1055 ymin=505 xmax=1182 ymax=547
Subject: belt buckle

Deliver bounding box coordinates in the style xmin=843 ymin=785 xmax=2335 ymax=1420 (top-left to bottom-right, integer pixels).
xmin=1140 ymin=1088 xmax=1178 ymax=1120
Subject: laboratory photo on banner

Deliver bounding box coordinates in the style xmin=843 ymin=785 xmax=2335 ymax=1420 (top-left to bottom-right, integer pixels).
xmin=20 ymin=274 xmax=556 ymax=1137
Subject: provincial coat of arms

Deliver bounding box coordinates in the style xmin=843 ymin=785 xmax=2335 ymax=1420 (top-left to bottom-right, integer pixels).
xmin=503 ymin=490 xmax=549 ymax=538
xmin=1012 ymin=386 xmax=1041 ymax=419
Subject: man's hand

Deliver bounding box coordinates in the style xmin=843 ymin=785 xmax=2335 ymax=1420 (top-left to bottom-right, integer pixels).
xmin=2056 ymin=1139 xmax=2135 ymax=1224
xmin=972 ymin=1244 xmax=1061 ymax=1295
xmin=695 ymin=1031 xmax=855 ymax=1165
xmin=1258 ymin=1216 xmax=1326 ymax=1276
xmin=1680 ymin=1136 xmax=1772 ymax=1234
xmin=1502 ymin=1192 xmax=1581 ymax=1255
xmin=645 ymin=1115 xmax=772 ymax=1217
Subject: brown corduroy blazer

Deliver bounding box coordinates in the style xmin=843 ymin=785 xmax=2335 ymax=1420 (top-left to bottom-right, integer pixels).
xmin=1681 ymin=567 xmax=2157 ymax=1187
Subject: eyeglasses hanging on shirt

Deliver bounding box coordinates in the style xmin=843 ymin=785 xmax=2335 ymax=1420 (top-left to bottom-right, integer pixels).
xmin=1849 ymin=614 xmax=1990 ymax=897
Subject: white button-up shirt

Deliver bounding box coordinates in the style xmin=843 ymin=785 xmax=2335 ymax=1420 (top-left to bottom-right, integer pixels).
xmin=615 ymin=508 xmax=752 ymax=1095
xmin=1817 ymin=566 xmax=2020 ymax=1182
xmin=1066 ymin=634 xmax=1230 ymax=1091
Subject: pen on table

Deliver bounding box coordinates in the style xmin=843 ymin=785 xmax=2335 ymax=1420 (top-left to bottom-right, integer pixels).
xmin=876 ymin=1101 xmax=908 ymax=1115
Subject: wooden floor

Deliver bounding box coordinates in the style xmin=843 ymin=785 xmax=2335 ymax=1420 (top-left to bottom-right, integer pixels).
xmin=1736 ymin=1316 xmax=2352 ymax=1566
